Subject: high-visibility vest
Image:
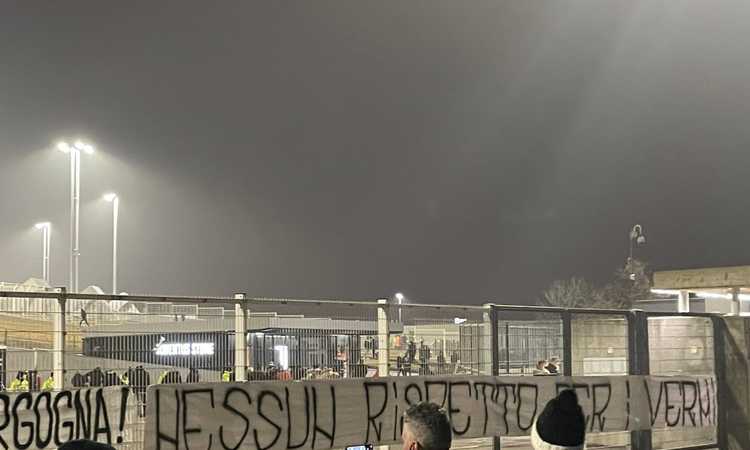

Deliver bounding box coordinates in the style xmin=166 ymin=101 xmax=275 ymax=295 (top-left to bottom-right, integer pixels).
xmin=158 ymin=371 xmax=168 ymax=384
xmin=121 ymin=374 xmax=129 ymax=385
xmin=222 ymin=371 xmax=231 ymax=382
xmin=42 ymin=377 xmax=54 ymax=391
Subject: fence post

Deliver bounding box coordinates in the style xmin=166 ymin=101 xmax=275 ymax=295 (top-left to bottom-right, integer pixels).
xmin=561 ymin=310 xmax=573 ymax=376
xmin=486 ymin=304 xmax=499 ymax=376
xmin=485 ymin=304 xmax=502 ymax=450
xmin=234 ymin=293 xmax=248 ymax=381
xmin=53 ymin=288 xmax=67 ymax=390
xmin=628 ymin=310 xmax=652 ymax=450
xmin=711 ymin=316 xmax=728 ymax=449
xmin=377 ymin=299 xmax=390 ymax=377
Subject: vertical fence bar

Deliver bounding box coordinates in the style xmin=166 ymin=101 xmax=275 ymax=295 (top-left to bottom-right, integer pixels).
xmin=377 ymin=299 xmax=390 ymax=377
xmin=505 ymin=320 xmax=510 ymax=375
xmin=234 ymin=293 xmax=248 ymax=382
xmin=486 ymin=304 xmax=502 ymax=450
xmin=711 ymin=316 xmax=728 ymax=449
xmin=487 ymin=304 xmax=499 ymax=376
xmin=561 ymin=309 xmax=572 ymax=377
xmin=629 ymin=310 xmax=652 ymax=450
xmin=53 ymin=288 xmax=66 ymax=390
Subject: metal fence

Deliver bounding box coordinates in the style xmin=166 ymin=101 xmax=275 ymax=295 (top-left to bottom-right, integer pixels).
xmin=0 ymin=290 xmax=725 ymax=450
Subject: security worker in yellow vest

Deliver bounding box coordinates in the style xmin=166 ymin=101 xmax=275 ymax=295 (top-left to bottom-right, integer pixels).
xmin=9 ymin=371 xmax=29 ymax=392
xmin=221 ymin=368 xmax=232 ymax=382
xmin=42 ymin=373 xmax=55 ymax=391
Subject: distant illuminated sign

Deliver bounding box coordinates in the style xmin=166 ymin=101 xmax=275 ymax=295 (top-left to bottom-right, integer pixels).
xmin=154 ymin=342 xmax=215 ymax=356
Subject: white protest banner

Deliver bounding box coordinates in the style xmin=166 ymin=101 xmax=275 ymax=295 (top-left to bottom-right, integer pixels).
xmin=144 ymin=375 xmax=716 ymax=450
xmin=0 ymin=386 xmax=133 ymax=450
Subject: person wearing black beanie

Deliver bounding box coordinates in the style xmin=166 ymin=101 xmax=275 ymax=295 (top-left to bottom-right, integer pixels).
xmin=531 ymin=389 xmax=586 ymax=450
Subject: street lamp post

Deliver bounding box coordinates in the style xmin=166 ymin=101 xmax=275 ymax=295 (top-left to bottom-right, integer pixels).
xmin=57 ymin=140 xmax=94 ymax=293
xmin=395 ymin=292 xmax=404 ymax=323
xmin=103 ymin=193 xmax=119 ymax=294
xmin=627 ymin=224 xmax=646 ymax=280
xmin=34 ymin=222 xmax=51 ymax=284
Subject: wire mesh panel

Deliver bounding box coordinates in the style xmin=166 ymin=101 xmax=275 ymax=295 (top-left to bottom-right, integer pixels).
xmin=571 ymin=313 xmax=629 ymax=376
xmin=648 ymin=316 xmax=717 ymax=450
xmin=0 ymin=291 xmax=727 ymax=450
xmin=0 ymin=292 xmax=60 ymax=393
xmin=494 ymin=309 xmax=563 ymax=376
xmin=244 ymin=298 xmax=380 ymax=380
xmin=391 ymin=304 xmax=491 ymax=377
xmin=648 ymin=316 xmax=715 ymax=376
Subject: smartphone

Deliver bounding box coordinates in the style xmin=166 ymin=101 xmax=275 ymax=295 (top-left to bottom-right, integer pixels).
xmin=346 ymin=445 xmax=373 ymax=450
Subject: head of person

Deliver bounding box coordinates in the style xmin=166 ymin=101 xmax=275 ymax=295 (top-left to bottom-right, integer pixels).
xmin=402 ymin=402 xmax=452 ymax=450
xmin=58 ymin=439 xmax=116 ymax=450
xmin=536 ymin=360 xmax=547 ymax=370
xmin=531 ymin=389 xmax=585 ymax=450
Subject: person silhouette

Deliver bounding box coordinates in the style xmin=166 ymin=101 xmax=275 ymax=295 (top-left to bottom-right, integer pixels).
xmin=79 ymin=308 xmax=90 ymax=327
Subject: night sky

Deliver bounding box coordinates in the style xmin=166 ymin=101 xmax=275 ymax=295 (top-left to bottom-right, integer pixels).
xmin=2 ymin=1 xmax=750 ymax=304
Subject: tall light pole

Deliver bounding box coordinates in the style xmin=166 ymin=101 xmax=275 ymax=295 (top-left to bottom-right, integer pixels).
xmin=103 ymin=193 xmax=119 ymax=294
xmin=57 ymin=140 xmax=94 ymax=292
xmin=395 ymin=292 xmax=405 ymax=323
xmin=34 ymin=222 xmax=51 ymax=284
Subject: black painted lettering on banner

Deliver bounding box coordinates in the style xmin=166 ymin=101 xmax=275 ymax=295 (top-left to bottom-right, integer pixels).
xmin=117 ymin=387 xmax=130 ymax=444
xmin=663 ymin=381 xmax=682 ymax=427
xmin=424 ymin=381 xmax=448 ymax=409
xmin=680 ymin=381 xmax=697 ymax=427
xmin=311 ymin=386 xmax=335 ymax=449
xmin=74 ymin=389 xmax=92 ymax=440
xmin=448 ymin=382 xmax=472 ymax=436
xmin=391 ymin=382 xmax=399 ymax=442
xmin=220 ymin=387 xmax=251 ymax=450
xmin=473 ymin=382 xmax=494 ymax=436
xmin=254 ymin=391 xmax=283 ymax=450
xmin=0 ymin=394 xmax=10 ymax=450
xmin=13 ymin=392 xmax=34 ymax=450
xmin=286 ymin=386 xmax=310 ymax=450
xmin=53 ymin=391 xmax=73 ymax=446
xmin=364 ymin=382 xmax=388 ymax=443
xmin=644 ymin=378 xmax=661 ymax=427
xmin=494 ymin=383 xmax=516 ymax=435
xmin=33 ymin=392 xmax=53 ymax=449
xmin=182 ymin=389 xmax=215 ymax=450
xmin=697 ymin=379 xmax=712 ymax=426
xmin=625 ymin=380 xmax=630 ymax=430
xmin=93 ymin=388 xmax=112 ymax=445
xmin=404 ymin=384 xmax=423 ymax=407
xmin=590 ymin=384 xmax=611 ymax=432
xmin=155 ymin=388 xmax=180 ymax=450
xmin=515 ymin=384 xmax=538 ymax=432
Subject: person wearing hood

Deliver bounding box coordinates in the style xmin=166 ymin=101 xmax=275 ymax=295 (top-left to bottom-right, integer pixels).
xmin=531 ymin=389 xmax=586 ymax=450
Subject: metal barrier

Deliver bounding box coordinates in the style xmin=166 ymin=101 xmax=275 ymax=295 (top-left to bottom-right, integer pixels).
xmin=0 ymin=290 xmax=726 ymax=450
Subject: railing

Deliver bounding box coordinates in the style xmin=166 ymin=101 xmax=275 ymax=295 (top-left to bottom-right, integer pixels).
xmin=0 ymin=290 xmax=725 ymax=450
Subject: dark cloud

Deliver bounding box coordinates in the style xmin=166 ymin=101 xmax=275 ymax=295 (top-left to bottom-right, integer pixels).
xmin=1 ymin=1 xmax=750 ymax=303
